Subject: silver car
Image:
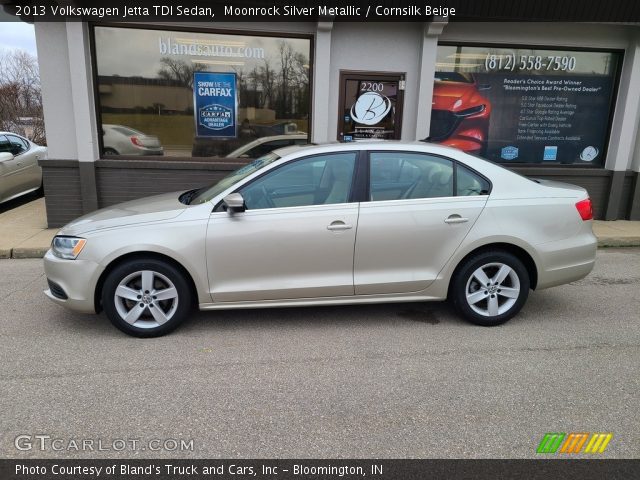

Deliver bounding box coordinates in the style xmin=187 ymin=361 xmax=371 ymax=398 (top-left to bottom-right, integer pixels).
xmin=0 ymin=132 xmax=45 ymax=204
xmin=226 ymin=134 xmax=309 ymax=159
xmin=43 ymin=142 xmax=597 ymax=337
xmin=102 ymin=124 xmax=163 ymax=156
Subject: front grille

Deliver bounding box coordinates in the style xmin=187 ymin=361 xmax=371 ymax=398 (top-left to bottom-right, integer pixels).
xmin=429 ymin=110 xmax=461 ymax=141
xmin=47 ymin=279 xmax=68 ymax=300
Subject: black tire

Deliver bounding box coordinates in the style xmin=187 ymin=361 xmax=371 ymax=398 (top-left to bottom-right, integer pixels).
xmin=102 ymin=258 xmax=192 ymax=337
xmin=103 ymin=148 xmax=119 ymax=156
xmin=450 ymin=251 xmax=529 ymax=327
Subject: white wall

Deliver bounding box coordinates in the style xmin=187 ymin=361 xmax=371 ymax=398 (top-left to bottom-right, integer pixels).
xmin=34 ymin=22 xmax=78 ymax=160
xmin=327 ymin=22 xmax=424 ymax=142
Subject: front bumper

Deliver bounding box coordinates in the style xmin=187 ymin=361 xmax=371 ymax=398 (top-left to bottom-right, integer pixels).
xmin=43 ymin=249 xmax=104 ymax=313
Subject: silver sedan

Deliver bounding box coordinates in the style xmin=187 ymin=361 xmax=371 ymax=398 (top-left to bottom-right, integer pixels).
xmin=43 ymin=142 xmax=597 ymax=337
xmin=0 ymin=132 xmax=45 ymax=204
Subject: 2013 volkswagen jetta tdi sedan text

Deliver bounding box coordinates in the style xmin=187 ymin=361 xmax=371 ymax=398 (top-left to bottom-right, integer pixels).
xmin=43 ymin=142 xmax=597 ymax=337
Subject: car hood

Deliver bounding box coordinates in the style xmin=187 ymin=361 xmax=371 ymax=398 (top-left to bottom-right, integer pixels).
xmin=58 ymin=191 xmax=188 ymax=236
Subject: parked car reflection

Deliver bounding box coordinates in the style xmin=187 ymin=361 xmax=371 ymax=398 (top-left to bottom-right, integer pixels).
xmin=0 ymin=132 xmax=45 ymax=205
xmin=102 ymin=124 xmax=164 ymax=156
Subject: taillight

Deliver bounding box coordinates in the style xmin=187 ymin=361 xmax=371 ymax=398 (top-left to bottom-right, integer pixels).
xmin=130 ymin=136 xmax=144 ymax=147
xmin=575 ymin=198 xmax=593 ymax=221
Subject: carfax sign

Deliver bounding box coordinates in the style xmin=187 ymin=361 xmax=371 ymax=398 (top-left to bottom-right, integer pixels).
xmin=194 ymin=72 xmax=237 ymax=138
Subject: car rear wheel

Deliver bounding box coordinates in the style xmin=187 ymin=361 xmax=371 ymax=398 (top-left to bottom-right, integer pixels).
xmin=102 ymin=259 xmax=192 ymax=337
xmin=451 ymin=251 xmax=529 ymax=326
xmin=103 ymin=148 xmax=118 ymax=156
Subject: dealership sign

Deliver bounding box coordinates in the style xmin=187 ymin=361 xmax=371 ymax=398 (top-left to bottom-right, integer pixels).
xmin=194 ymin=72 xmax=237 ymax=138
xmin=431 ymin=46 xmax=620 ymax=165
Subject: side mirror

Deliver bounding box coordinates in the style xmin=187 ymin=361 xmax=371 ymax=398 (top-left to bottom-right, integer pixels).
xmin=223 ymin=192 xmax=245 ymax=214
xmin=0 ymin=152 xmax=15 ymax=162
xmin=477 ymin=84 xmax=492 ymax=91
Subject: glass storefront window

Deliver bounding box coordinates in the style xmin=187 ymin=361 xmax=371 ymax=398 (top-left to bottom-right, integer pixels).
xmin=431 ymin=44 xmax=621 ymax=166
xmin=93 ymin=26 xmax=311 ymax=158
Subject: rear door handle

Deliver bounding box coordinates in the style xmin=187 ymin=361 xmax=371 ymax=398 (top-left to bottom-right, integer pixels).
xmin=327 ymin=221 xmax=353 ymax=231
xmin=444 ymin=215 xmax=469 ymax=224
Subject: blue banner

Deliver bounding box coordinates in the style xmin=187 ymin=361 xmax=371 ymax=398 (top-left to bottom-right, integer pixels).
xmin=193 ymin=72 xmax=237 ymax=138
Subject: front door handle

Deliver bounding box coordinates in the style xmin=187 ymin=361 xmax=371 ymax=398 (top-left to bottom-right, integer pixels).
xmin=444 ymin=214 xmax=469 ymax=224
xmin=327 ymin=220 xmax=353 ymax=231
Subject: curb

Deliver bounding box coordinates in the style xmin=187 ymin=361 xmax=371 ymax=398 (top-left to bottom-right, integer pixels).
xmin=0 ymin=248 xmax=49 ymax=259
xmin=597 ymin=238 xmax=640 ymax=248
xmin=11 ymin=247 xmax=50 ymax=259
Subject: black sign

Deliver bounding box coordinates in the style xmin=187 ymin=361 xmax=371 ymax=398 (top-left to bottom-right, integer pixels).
xmin=431 ymin=46 xmax=621 ymax=165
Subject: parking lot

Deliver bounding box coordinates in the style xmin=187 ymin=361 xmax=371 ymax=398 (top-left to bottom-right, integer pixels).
xmin=0 ymin=249 xmax=638 ymax=459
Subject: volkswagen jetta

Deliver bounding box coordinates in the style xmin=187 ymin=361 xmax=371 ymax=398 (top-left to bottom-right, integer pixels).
xmin=43 ymin=142 xmax=596 ymax=337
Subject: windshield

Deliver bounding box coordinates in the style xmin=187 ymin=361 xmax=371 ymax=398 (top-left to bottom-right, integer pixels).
xmin=190 ymin=152 xmax=280 ymax=204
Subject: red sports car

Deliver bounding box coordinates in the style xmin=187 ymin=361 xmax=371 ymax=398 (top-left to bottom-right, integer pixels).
xmin=430 ymin=72 xmax=491 ymax=155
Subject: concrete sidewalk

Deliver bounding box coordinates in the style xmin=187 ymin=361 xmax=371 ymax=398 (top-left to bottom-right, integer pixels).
xmin=0 ymin=197 xmax=639 ymax=259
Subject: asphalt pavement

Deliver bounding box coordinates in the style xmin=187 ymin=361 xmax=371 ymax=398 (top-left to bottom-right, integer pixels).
xmin=0 ymin=250 xmax=638 ymax=459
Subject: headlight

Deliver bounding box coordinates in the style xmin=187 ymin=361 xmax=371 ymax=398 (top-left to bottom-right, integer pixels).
xmin=51 ymin=236 xmax=86 ymax=260
xmin=454 ymin=104 xmax=486 ymax=117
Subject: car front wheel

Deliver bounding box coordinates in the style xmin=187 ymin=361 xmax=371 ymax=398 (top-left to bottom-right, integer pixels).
xmin=102 ymin=259 xmax=192 ymax=337
xmin=451 ymin=251 xmax=530 ymax=326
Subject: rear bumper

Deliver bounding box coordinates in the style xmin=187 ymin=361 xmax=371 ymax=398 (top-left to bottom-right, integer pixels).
xmin=43 ymin=249 xmax=103 ymax=313
xmin=535 ymin=230 xmax=597 ymax=290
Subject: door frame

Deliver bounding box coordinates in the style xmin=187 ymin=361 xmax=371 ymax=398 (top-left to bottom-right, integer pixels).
xmin=337 ymin=70 xmax=406 ymax=142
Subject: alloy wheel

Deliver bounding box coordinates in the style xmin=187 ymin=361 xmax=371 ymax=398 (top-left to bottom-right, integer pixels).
xmin=464 ymin=262 xmax=521 ymax=317
xmin=113 ymin=270 xmax=179 ymax=329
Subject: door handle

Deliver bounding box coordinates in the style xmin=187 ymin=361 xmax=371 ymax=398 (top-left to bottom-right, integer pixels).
xmin=327 ymin=221 xmax=353 ymax=231
xmin=444 ymin=214 xmax=469 ymax=224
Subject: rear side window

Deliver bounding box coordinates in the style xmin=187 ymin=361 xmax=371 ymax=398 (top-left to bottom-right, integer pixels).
xmin=369 ymin=152 xmax=454 ymax=201
xmin=457 ymin=164 xmax=490 ymax=196
xmin=369 ymin=152 xmax=490 ymax=201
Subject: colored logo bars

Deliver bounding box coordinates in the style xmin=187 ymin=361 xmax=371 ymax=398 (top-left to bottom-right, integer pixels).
xmin=537 ymin=433 xmax=613 ymax=454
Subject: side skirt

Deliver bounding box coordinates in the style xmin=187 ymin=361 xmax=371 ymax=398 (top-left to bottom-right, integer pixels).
xmin=199 ymin=293 xmax=445 ymax=311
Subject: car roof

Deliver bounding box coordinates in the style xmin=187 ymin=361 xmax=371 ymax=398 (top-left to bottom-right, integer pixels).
xmin=272 ymin=140 xmax=464 ymax=158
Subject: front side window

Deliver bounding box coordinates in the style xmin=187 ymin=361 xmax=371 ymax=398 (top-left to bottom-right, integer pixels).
xmin=6 ymin=135 xmax=28 ymax=155
xmin=370 ymin=152 xmax=454 ymax=201
xmin=241 ymin=152 xmax=356 ymax=210
xmin=0 ymin=135 xmax=11 ymax=154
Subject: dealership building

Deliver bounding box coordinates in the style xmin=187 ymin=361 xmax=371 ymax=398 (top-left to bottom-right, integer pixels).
xmin=16 ymin=15 xmax=640 ymax=225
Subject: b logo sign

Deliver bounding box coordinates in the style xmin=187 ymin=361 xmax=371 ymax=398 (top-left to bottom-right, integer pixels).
xmin=351 ymin=92 xmax=392 ymax=126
